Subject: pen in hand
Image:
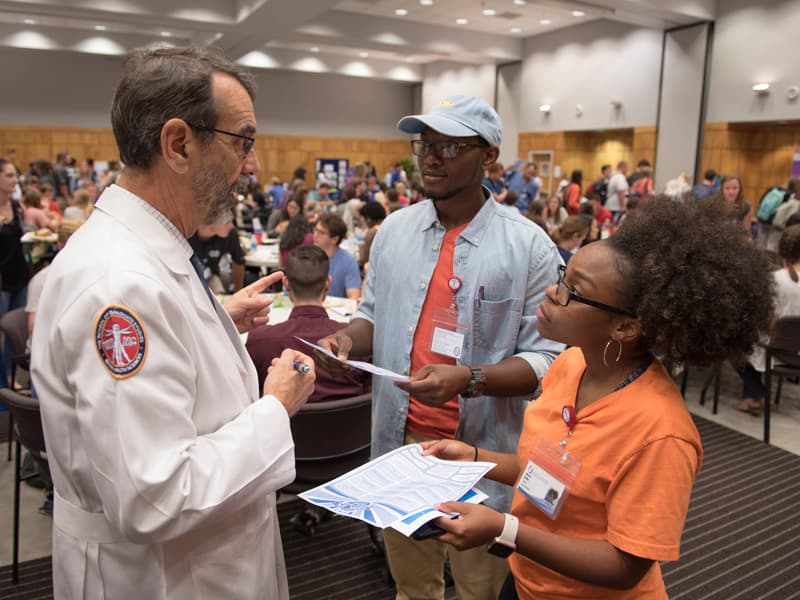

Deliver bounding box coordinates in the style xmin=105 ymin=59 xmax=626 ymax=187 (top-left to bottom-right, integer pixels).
xmin=293 ymin=359 xmax=310 ymax=374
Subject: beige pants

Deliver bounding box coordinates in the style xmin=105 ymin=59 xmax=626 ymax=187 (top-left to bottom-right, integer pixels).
xmin=384 ymin=430 xmax=509 ymax=600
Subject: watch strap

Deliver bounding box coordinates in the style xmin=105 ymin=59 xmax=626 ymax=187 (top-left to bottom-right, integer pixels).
xmin=496 ymin=513 xmax=519 ymax=547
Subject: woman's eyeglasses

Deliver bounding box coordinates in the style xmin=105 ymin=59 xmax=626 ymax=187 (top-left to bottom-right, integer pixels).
xmin=555 ymin=265 xmax=636 ymax=317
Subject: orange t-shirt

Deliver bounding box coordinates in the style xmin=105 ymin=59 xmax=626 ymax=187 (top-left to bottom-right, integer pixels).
xmin=405 ymin=224 xmax=468 ymax=439
xmin=509 ymin=347 xmax=702 ymax=599
xmin=564 ymin=183 xmax=581 ymax=215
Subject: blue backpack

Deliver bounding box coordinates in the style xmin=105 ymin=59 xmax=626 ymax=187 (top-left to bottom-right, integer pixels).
xmin=757 ymin=186 xmax=790 ymax=224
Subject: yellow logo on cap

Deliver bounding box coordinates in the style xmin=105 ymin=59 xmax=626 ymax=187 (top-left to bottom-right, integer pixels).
xmin=437 ymin=100 xmax=454 ymax=108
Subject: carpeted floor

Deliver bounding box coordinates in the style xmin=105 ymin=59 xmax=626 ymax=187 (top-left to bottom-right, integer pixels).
xmin=2 ymin=414 xmax=799 ymax=599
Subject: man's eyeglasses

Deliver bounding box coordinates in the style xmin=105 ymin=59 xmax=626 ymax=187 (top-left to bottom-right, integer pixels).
xmin=410 ymin=139 xmax=488 ymax=159
xmin=556 ymin=265 xmax=636 ymax=317
xmin=188 ymin=124 xmax=255 ymax=159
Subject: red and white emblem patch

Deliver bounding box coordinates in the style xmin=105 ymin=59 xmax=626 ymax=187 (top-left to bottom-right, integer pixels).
xmin=94 ymin=305 xmax=147 ymax=379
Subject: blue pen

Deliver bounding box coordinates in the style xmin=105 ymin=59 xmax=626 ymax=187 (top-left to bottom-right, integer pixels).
xmin=293 ymin=360 xmax=310 ymax=374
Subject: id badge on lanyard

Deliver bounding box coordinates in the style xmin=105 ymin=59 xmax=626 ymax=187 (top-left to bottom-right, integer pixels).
xmin=516 ymin=406 xmax=582 ymax=520
xmin=430 ymin=276 xmax=467 ymax=360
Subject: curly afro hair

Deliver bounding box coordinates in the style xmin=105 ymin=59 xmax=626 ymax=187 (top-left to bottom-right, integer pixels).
xmin=609 ymin=199 xmax=774 ymax=366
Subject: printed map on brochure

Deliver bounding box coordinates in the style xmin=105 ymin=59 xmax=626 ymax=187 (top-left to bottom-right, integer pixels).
xmin=298 ymin=444 xmax=495 ymax=537
xmin=296 ymin=336 xmax=409 ymax=381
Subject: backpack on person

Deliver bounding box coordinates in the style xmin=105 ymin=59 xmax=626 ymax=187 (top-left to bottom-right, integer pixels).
xmin=756 ymin=186 xmax=790 ymax=224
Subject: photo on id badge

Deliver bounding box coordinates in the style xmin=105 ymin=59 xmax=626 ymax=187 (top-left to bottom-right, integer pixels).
xmin=516 ymin=436 xmax=579 ymax=520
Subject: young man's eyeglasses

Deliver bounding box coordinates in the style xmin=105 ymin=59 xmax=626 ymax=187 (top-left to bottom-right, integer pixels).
xmin=556 ymin=265 xmax=636 ymax=317
xmin=410 ymin=139 xmax=488 ymax=159
xmin=187 ymin=124 xmax=255 ymax=159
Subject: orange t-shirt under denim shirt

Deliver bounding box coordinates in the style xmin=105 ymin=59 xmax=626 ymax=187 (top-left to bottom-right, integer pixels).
xmin=509 ymin=347 xmax=702 ymax=599
xmin=405 ymin=224 xmax=468 ymax=440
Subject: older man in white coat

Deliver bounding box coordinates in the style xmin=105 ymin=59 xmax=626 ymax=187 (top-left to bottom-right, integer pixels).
xmin=31 ymin=46 xmax=315 ymax=599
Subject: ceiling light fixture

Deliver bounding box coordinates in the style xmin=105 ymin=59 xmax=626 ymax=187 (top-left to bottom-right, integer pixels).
xmin=483 ymin=9 xmax=496 ymax=16
xmin=395 ymin=8 xmax=408 ymax=16
xmin=456 ymin=18 xmax=468 ymax=25
xmin=160 ymin=31 xmax=172 ymax=37
xmin=539 ymin=104 xmax=551 ymax=113
xmin=310 ymin=47 xmax=320 ymax=53
xmin=23 ymin=18 xmax=36 ymax=25
xmin=752 ymin=82 xmax=770 ymax=94
xmin=540 ymin=19 xmax=552 ymax=25
xmin=359 ymin=51 xmax=369 ymax=58
xmin=510 ymin=27 xmax=522 ymax=34
xmin=420 ymin=0 xmax=433 ymax=5
xmin=94 ymin=25 xmax=107 ymax=31
xmin=572 ymin=10 xmax=585 ymax=17
xmin=514 ymin=0 xmax=526 ymax=4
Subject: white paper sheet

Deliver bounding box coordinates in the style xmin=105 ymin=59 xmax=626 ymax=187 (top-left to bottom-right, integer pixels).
xmin=298 ymin=444 xmax=495 ymax=536
xmin=296 ymin=336 xmax=409 ymax=381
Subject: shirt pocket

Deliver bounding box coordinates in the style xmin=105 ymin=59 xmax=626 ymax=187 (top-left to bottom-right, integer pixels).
xmin=473 ymin=297 xmax=523 ymax=353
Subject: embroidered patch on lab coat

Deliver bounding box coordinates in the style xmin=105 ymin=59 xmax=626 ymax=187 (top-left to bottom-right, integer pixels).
xmin=94 ymin=305 xmax=147 ymax=379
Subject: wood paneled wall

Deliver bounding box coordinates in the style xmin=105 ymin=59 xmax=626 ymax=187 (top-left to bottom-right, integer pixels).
xmin=0 ymin=125 xmax=412 ymax=186
xmin=699 ymin=122 xmax=800 ymax=209
xmin=517 ymin=126 xmax=656 ymax=195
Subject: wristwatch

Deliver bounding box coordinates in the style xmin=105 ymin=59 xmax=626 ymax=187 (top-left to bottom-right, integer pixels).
xmin=487 ymin=513 xmax=519 ymax=557
xmin=462 ymin=367 xmax=488 ymax=398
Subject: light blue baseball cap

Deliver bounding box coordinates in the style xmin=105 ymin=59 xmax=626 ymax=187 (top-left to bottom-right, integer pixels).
xmin=397 ymin=95 xmax=502 ymax=147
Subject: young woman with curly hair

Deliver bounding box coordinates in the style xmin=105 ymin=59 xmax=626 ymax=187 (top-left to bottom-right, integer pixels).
xmin=421 ymin=200 xmax=775 ymax=599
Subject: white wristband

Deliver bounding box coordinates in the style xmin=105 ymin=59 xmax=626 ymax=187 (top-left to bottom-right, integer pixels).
xmin=498 ymin=513 xmax=519 ymax=546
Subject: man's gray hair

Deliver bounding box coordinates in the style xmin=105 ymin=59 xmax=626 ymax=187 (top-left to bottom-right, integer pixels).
xmin=111 ymin=46 xmax=256 ymax=169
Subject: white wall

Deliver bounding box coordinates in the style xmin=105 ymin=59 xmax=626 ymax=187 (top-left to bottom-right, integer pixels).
xmin=655 ymin=23 xmax=709 ymax=189
xmin=421 ymin=61 xmax=496 ymax=112
xmin=519 ymin=19 xmax=663 ymax=132
xmin=706 ymin=0 xmax=800 ymax=123
xmin=497 ymin=62 xmax=522 ymax=166
xmin=0 ymin=46 xmax=414 ymax=138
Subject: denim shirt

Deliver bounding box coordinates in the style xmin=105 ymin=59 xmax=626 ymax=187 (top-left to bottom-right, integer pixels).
xmin=354 ymin=193 xmax=564 ymax=510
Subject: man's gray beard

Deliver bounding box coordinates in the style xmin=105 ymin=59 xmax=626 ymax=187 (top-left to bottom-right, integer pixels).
xmin=194 ymin=170 xmax=246 ymax=226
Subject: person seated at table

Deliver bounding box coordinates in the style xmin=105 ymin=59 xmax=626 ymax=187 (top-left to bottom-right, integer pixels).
xmin=38 ymin=183 xmax=63 ymax=218
xmin=22 ymin=188 xmax=60 ymax=232
xmin=552 ymin=215 xmax=589 ymax=264
xmin=189 ymin=222 xmax=245 ymax=294
xmin=358 ymin=201 xmax=386 ymax=269
xmin=736 ymin=224 xmax=800 ymax=415
xmin=266 ymin=194 xmax=303 ymax=237
xmin=246 ymin=245 xmax=369 ymax=399
xmin=313 ymin=213 xmax=361 ymax=299
xmin=63 ymin=188 xmax=94 ymax=221
xmin=279 ymin=214 xmax=313 ymax=267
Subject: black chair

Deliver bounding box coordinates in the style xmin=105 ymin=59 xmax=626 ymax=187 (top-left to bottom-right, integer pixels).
xmin=0 ymin=388 xmax=51 ymax=584
xmin=762 ymin=316 xmax=800 ymax=444
xmin=0 ymin=307 xmax=31 ymax=461
xmin=282 ymin=392 xmax=372 ymax=495
xmin=281 ymin=392 xmax=378 ymax=542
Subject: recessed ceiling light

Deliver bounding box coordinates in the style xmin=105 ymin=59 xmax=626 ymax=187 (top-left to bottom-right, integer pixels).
xmin=514 ymin=0 xmax=526 ymax=4
xmin=456 ymin=18 xmax=468 ymax=25
xmin=359 ymin=51 xmax=369 ymax=58
xmin=482 ymin=9 xmax=496 ymax=16
xmin=405 ymin=56 xmax=415 ymax=62
xmin=752 ymin=82 xmax=770 ymax=92
xmin=160 ymin=31 xmax=172 ymax=37
xmin=420 ymin=0 xmax=433 ymax=5
xmin=23 ymin=18 xmax=36 ymax=25
xmin=94 ymin=25 xmax=107 ymax=31
xmin=572 ymin=10 xmax=585 ymax=17
xmin=510 ymin=27 xmax=522 ymax=34
xmin=395 ymin=8 xmax=408 ymax=16
xmin=540 ymin=19 xmax=552 ymax=25
xmin=310 ymin=47 xmax=320 ymax=53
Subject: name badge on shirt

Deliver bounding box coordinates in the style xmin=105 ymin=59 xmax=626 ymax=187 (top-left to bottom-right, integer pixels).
xmin=430 ymin=306 xmax=467 ymax=359
xmin=516 ymin=436 xmax=581 ymax=520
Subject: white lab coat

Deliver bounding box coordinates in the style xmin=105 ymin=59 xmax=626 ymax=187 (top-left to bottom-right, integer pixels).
xmin=31 ymin=185 xmax=294 ymax=599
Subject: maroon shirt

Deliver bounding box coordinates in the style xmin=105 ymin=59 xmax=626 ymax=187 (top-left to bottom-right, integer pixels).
xmin=245 ymin=305 xmax=369 ymax=402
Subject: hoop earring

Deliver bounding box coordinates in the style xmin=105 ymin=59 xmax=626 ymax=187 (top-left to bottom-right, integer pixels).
xmin=603 ymin=339 xmax=622 ymax=367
